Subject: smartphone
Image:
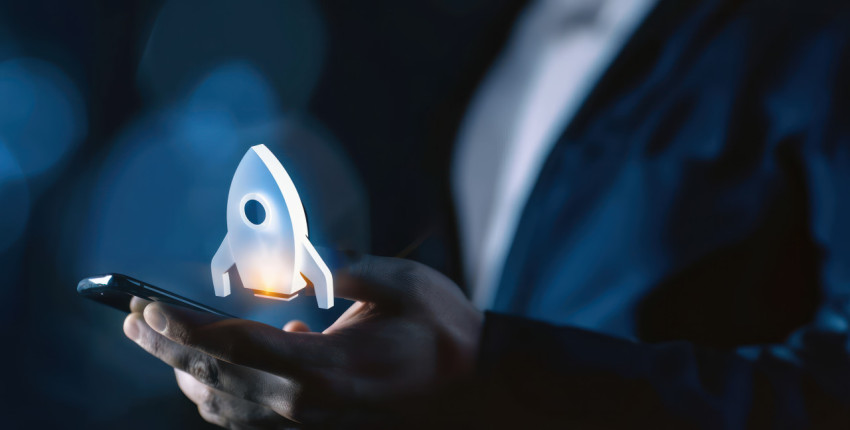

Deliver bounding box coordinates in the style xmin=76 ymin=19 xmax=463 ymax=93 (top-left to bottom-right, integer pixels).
xmin=77 ymin=273 xmax=237 ymax=318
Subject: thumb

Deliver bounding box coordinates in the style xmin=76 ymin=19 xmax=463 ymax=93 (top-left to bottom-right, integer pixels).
xmin=333 ymin=253 xmax=432 ymax=306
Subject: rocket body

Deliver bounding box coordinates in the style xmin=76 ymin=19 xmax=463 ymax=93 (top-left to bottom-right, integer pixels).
xmin=211 ymin=144 xmax=333 ymax=309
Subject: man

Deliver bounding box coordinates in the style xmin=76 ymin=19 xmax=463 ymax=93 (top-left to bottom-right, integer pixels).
xmin=124 ymin=0 xmax=850 ymax=427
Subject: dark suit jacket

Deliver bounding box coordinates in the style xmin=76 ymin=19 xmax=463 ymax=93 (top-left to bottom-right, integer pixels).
xmin=465 ymin=0 xmax=850 ymax=428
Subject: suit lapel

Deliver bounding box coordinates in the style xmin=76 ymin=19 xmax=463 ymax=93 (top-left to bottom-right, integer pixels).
xmin=492 ymin=0 xmax=720 ymax=312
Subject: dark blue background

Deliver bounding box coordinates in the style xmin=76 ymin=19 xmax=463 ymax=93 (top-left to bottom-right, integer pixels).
xmin=0 ymin=0 xmax=525 ymax=427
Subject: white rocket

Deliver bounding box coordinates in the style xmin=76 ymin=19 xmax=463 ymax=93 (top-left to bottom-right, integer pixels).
xmin=211 ymin=144 xmax=334 ymax=309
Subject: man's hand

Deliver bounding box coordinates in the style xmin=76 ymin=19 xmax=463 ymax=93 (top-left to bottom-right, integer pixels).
xmin=123 ymin=255 xmax=484 ymax=428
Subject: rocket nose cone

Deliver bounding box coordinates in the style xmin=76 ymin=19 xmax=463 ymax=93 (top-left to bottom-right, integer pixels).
xmin=246 ymin=144 xmax=309 ymax=236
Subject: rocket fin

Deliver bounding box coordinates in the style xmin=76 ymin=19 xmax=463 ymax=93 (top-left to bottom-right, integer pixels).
xmin=212 ymin=233 xmax=235 ymax=297
xmin=299 ymin=239 xmax=334 ymax=309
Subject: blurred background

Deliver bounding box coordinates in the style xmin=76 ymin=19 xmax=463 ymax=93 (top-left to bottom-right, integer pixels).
xmin=0 ymin=0 xmax=526 ymax=427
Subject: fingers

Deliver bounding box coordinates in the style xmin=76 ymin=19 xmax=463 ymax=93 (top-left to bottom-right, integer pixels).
xmin=322 ymin=301 xmax=376 ymax=334
xmin=283 ymin=320 xmax=311 ymax=333
xmin=197 ymin=406 xmax=230 ymax=429
xmin=130 ymin=296 xmax=151 ymax=313
xmin=124 ymin=312 xmax=299 ymax=408
xmin=175 ymin=369 xmax=296 ymax=430
xmin=334 ymin=254 xmax=435 ymax=305
xmin=140 ymin=303 xmax=339 ymax=376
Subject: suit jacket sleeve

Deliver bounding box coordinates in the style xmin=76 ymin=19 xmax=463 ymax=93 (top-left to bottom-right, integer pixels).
xmin=477 ymin=306 xmax=849 ymax=428
xmin=474 ymin=7 xmax=850 ymax=429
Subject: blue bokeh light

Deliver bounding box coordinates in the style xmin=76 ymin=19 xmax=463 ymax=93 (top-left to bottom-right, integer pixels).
xmin=138 ymin=0 xmax=326 ymax=110
xmin=0 ymin=139 xmax=30 ymax=252
xmin=0 ymin=58 xmax=87 ymax=177
xmin=169 ymin=60 xmax=282 ymax=167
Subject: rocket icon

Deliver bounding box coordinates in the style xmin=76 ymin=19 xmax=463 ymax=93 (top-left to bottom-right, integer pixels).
xmin=211 ymin=144 xmax=334 ymax=309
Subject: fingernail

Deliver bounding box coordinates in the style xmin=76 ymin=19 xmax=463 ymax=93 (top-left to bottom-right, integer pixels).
xmin=144 ymin=307 xmax=167 ymax=333
xmin=123 ymin=317 xmax=140 ymax=341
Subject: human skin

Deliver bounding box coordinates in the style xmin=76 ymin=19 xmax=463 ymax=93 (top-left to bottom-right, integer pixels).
xmin=123 ymin=255 xmax=484 ymax=428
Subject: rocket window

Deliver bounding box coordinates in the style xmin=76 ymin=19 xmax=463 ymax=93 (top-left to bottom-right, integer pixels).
xmin=243 ymin=198 xmax=266 ymax=225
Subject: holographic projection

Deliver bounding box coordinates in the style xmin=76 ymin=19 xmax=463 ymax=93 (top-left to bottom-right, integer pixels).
xmin=211 ymin=144 xmax=334 ymax=309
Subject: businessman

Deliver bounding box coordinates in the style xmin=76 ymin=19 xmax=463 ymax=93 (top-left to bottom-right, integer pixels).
xmin=124 ymin=0 xmax=850 ymax=427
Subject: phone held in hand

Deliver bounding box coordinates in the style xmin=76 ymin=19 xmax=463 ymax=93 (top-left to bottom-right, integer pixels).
xmin=77 ymin=273 xmax=236 ymax=318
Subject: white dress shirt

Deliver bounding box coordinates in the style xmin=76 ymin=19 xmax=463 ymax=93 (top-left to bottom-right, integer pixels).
xmin=452 ymin=0 xmax=658 ymax=310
